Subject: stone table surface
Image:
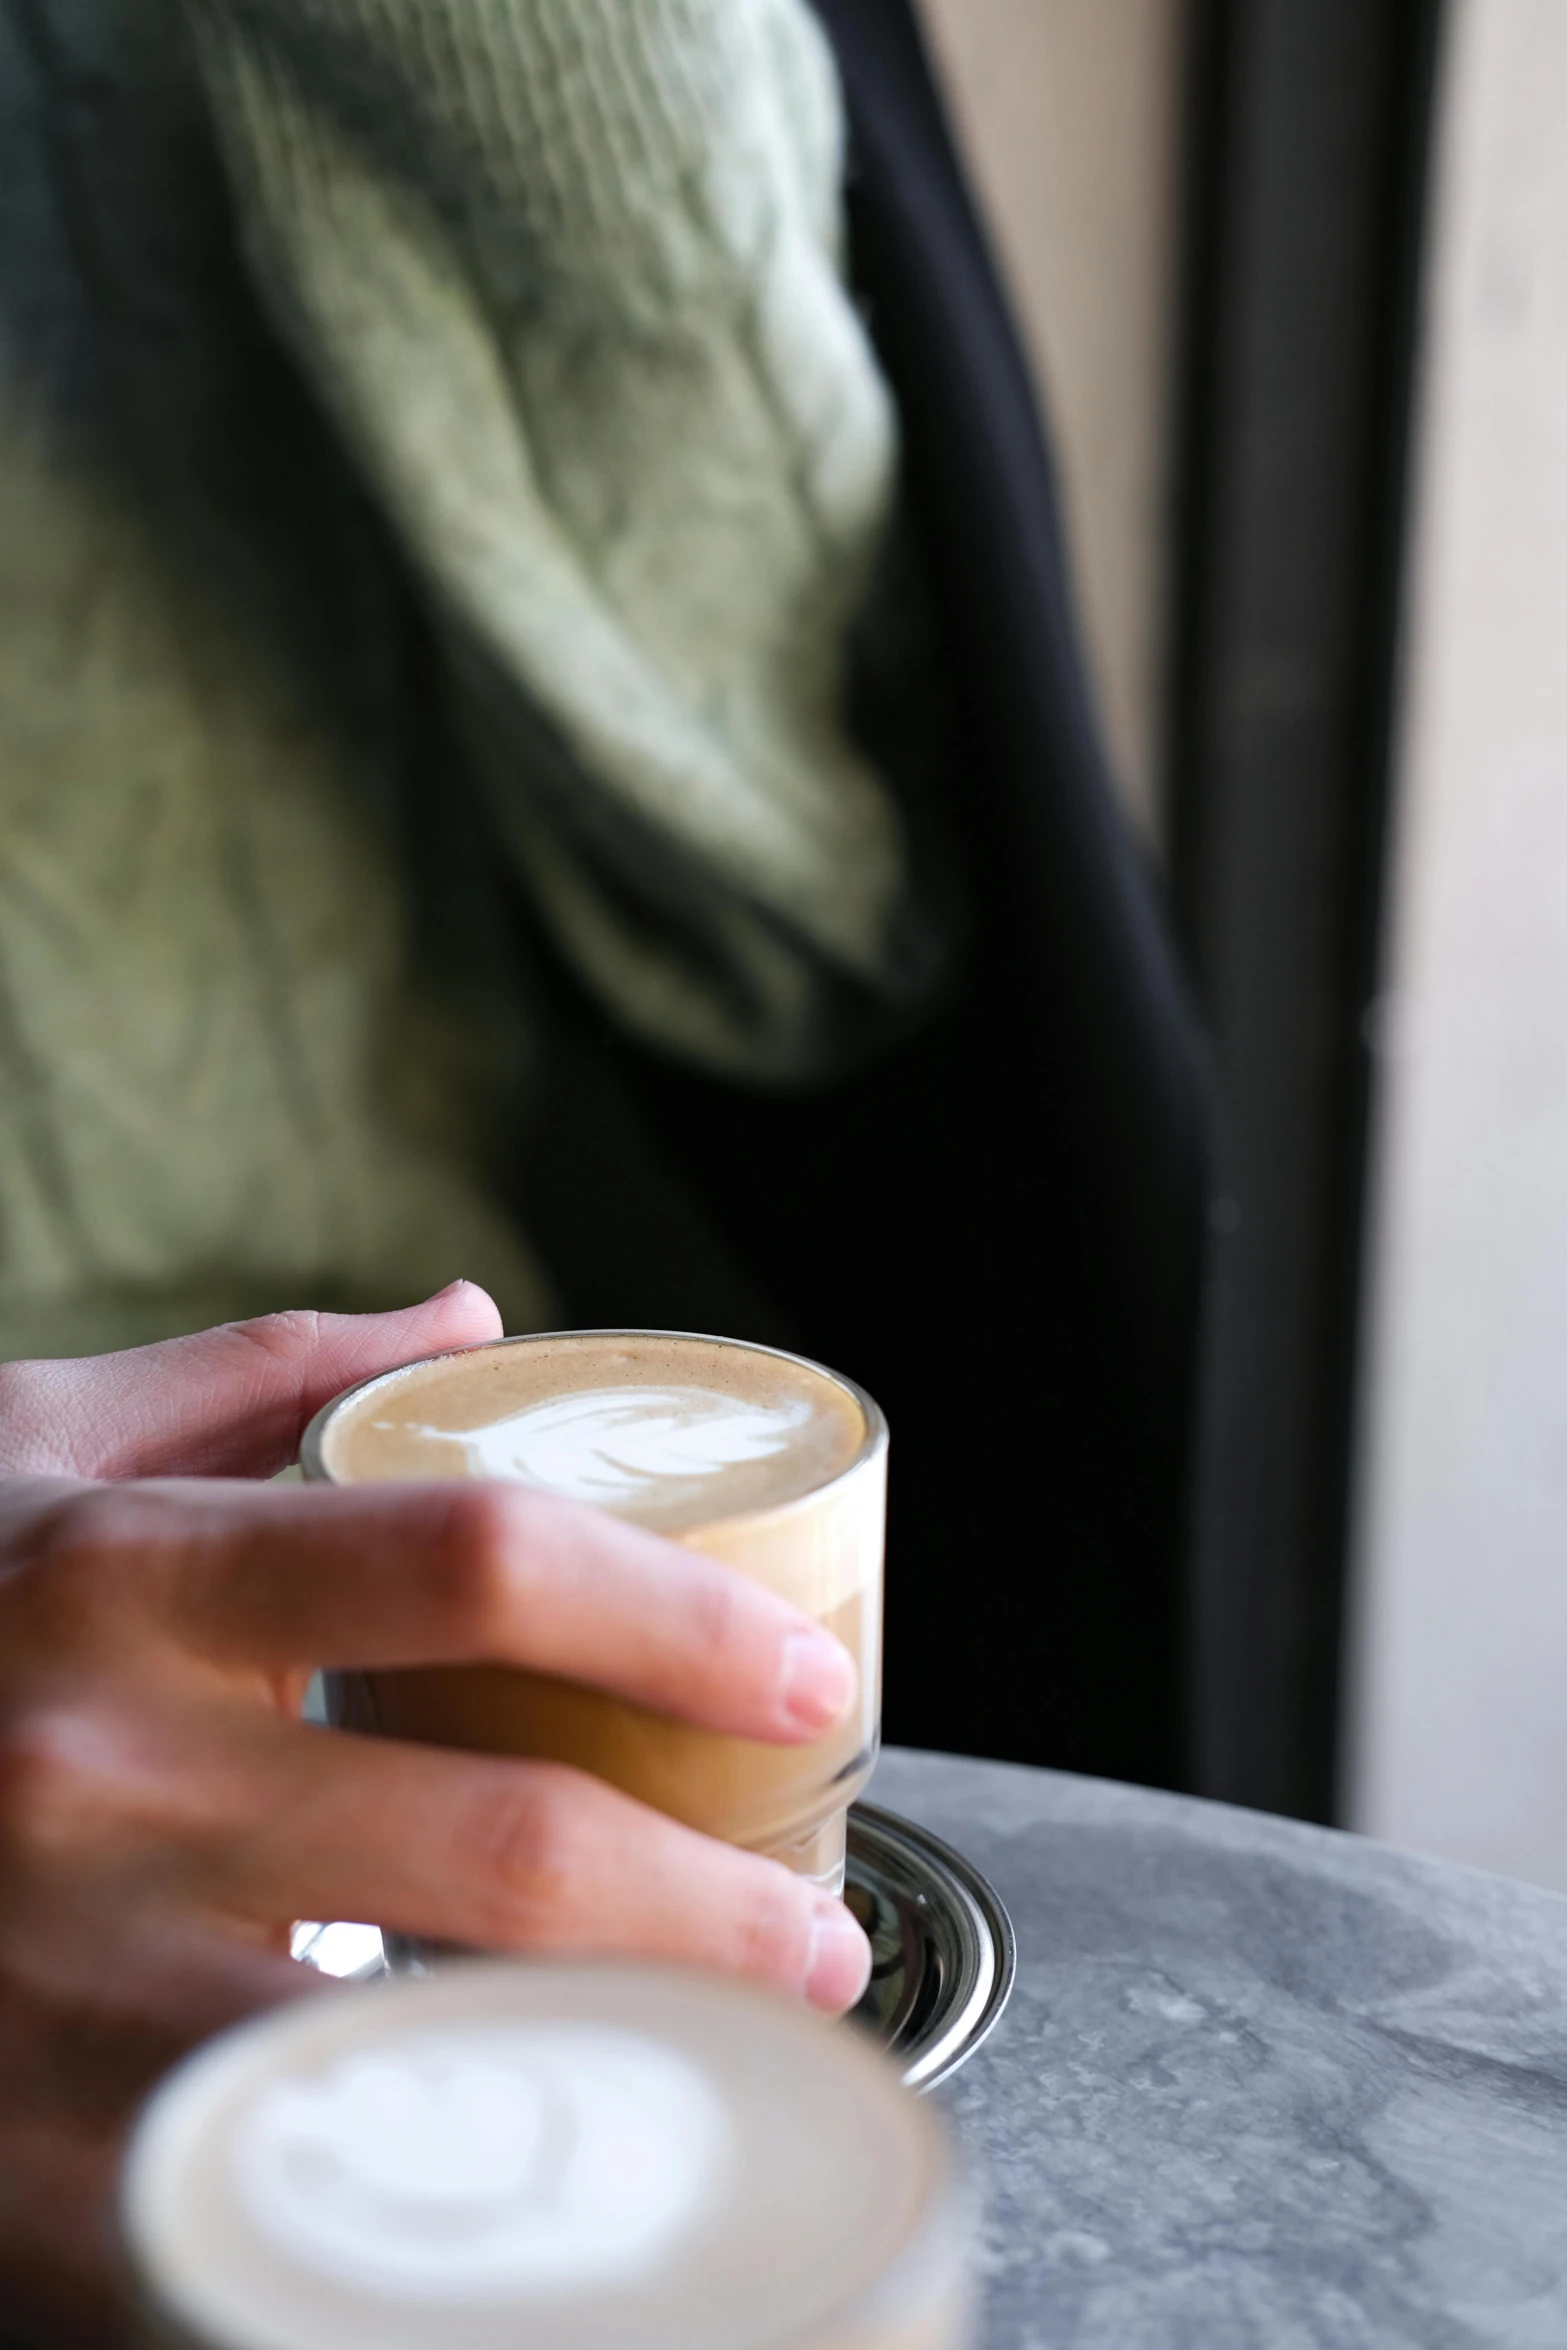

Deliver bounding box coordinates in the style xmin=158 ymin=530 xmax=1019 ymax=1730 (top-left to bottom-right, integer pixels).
xmin=869 ymin=1747 xmax=1567 ymax=2349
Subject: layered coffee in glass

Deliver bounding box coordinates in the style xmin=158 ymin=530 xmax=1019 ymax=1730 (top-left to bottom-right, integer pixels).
xmin=302 ymin=1332 xmax=884 ymax=1894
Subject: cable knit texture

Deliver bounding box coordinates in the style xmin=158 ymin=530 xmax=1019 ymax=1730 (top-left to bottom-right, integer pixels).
xmin=0 ymin=0 xmax=927 ymax=1357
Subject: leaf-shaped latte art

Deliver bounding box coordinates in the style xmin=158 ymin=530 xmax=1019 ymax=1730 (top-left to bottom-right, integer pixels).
xmin=397 ymin=1386 xmax=815 ymax=1507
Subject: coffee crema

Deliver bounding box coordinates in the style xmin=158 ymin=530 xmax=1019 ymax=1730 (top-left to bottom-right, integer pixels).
xmin=313 ymin=1333 xmax=868 ymax=1533
xmin=121 ymin=1962 xmax=969 ymax=2350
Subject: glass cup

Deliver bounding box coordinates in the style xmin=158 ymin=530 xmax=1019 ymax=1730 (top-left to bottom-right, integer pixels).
xmin=301 ymin=1332 xmax=885 ymax=1902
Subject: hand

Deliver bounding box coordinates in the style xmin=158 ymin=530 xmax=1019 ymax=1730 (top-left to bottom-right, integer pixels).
xmin=0 ymin=1286 xmax=870 ymax=2346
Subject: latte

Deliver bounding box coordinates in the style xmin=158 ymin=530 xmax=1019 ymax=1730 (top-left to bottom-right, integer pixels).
xmin=314 ymin=1332 xmax=867 ymax=1534
xmin=303 ymin=1334 xmax=885 ymax=1890
xmin=121 ymin=1961 xmax=969 ymax=2350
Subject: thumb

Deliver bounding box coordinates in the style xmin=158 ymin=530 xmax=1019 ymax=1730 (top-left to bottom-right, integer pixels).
xmin=0 ymin=1284 xmax=506 ymax=1481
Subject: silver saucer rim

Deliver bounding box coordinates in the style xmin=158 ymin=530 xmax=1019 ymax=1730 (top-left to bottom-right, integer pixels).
xmin=846 ymin=1801 xmax=1017 ymax=2093
xmin=294 ymin=1804 xmax=1019 ymax=2095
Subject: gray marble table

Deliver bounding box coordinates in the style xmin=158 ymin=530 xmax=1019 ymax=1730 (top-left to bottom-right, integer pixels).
xmin=870 ymin=1747 xmax=1567 ymax=2349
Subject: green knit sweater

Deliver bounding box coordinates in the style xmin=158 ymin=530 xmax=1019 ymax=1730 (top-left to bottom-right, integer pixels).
xmin=0 ymin=0 xmax=930 ymax=1357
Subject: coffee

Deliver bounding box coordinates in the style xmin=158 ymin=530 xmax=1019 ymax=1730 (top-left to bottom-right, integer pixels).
xmin=317 ymin=1333 xmax=867 ymax=1529
xmin=121 ymin=1961 xmax=970 ymax=2350
xmin=303 ymin=1334 xmax=885 ymax=1889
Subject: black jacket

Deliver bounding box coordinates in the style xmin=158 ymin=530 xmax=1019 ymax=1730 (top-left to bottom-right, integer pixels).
xmin=530 ymin=0 xmax=1214 ymax=1792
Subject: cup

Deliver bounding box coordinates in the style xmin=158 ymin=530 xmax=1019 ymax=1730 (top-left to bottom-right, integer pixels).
xmin=121 ymin=1959 xmax=971 ymax=2350
xmin=301 ymin=1332 xmax=885 ymax=1895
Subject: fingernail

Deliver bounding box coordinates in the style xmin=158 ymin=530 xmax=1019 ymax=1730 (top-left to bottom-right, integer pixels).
xmin=426 ymin=1279 xmax=471 ymax=1301
xmin=805 ymin=1899 xmax=872 ymax=2013
xmin=779 ymin=1630 xmax=857 ymax=1731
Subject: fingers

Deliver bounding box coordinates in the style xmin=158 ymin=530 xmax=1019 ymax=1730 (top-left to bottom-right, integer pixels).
xmin=200 ymin=1718 xmax=872 ymax=2015
xmin=0 ymin=1920 xmax=314 ymax=2350
xmin=0 ymin=1695 xmax=870 ymax=2016
xmin=0 ymin=1904 xmax=312 ymax=2121
xmin=0 ymin=1756 xmax=869 ymax=2350
xmin=66 ymin=1478 xmax=855 ymax=1742
xmin=0 ymin=2110 xmax=124 ymax=2350
xmin=0 ymin=1283 xmax=504 ymax=1482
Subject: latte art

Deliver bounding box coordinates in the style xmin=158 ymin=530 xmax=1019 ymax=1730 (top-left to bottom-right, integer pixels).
xmin=385 ymin=1386 xmax=816 ymax=1510
xmin=315 ymin=1334 xmax=870 ymax=1533
xmin=234 ymin=2025 xmax=727 ymax=2301
xmin=121 ymin=1962 xmax=966 ymax=2350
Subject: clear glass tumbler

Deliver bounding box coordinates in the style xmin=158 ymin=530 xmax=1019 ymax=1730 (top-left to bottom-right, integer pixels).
xmin=302 ymin=1331 xmax=886 ymax=1905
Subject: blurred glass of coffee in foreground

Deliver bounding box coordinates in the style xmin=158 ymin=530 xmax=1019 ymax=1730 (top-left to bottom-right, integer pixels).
xmin=302 ymin=1333 xmax=884 ymax=1893
xmin=121 ymin=1961 xmax=970 ymax=2350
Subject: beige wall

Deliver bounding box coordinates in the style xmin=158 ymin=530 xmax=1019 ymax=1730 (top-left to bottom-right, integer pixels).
xmin=917 ymin=0 xmax=1184 ymax=836
xmin=1346 ymin=0 xmax=1567 ymax=1889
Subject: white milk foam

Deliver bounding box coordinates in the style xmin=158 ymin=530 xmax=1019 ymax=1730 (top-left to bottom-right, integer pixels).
xmin=232 ymin=2024 xmax=728 ymax=2302
xmin=382 ymin=1385 xmax=816 ymax=1514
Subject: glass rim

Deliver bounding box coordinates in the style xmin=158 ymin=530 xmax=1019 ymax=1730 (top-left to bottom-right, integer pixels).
xmin=299 ymin=1327 xmax=889 ymax=1510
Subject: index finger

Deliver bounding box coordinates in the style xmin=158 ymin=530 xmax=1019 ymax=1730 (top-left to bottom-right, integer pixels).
xmin=0 ymin=1288 xmax=503 ymax=1482
xmin=83 ymin=1480 xmax=858 ymax=1744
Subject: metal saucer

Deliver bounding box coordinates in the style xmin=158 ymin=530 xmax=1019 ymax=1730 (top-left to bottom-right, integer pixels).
xmin=845 ymin=1803 xmax=1016 ymax=2092
xmin=294 ymin=1804 xmax=1016 ymax=2093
